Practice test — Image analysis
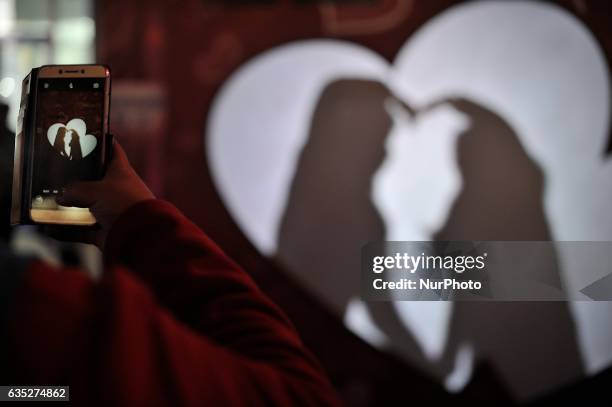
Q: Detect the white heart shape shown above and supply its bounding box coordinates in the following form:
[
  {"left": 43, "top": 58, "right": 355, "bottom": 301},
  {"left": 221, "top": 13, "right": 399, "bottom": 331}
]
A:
[
  {"left": 46, "top": 118, "right": 97, "bottom": 159},
  {"left": 208, "top": 0, "right": 610, "bottom": 276},
  {"left": 206, "top": 0, "right": 612, "bottom": 395}
]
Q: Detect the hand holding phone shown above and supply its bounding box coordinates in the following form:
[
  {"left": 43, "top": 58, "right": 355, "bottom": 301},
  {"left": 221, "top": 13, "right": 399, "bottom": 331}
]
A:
[
  {"left": 45, "top": 140, "right": 154, "bottom": 249},
  {"left": 12, "top": 64, "right": 112, "bottom": 226}
]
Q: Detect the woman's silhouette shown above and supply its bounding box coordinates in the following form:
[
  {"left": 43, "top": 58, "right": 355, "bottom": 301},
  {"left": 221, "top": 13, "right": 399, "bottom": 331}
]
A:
[
  {"left": 53, "top": 127, "right": 69, "bottom": 158},
  {"left": 69, "top": 130, "right": 83, "bottom": 161}
]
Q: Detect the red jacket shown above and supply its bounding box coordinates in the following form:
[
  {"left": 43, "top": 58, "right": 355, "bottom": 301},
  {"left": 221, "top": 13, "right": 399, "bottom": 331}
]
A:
[{"left": 0, "top": 200, "right": 341, "bottom": 406}]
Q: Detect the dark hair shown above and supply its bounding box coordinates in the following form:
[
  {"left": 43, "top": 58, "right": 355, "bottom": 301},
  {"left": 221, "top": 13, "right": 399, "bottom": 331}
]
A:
[
  {"left": 69, "top": 130, "right": 82, "bottom": 161},
  {"left": 53, "top": 127, "right": 67, "bottom": 156}
]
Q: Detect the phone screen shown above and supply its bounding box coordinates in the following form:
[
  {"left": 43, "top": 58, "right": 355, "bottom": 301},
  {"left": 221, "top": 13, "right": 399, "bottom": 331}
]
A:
[{"left": 31, "top": 77, "right": 106, "bottom": 210}]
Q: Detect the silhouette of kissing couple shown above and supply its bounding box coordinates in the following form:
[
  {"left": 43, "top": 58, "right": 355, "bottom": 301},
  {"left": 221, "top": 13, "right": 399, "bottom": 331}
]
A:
[{"left": 53, "top": 126, "right": 83, "bottom": 161}]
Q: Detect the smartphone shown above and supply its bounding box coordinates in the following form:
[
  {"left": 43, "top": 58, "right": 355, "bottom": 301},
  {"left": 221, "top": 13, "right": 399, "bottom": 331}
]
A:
[{"left": 28, "top": 65, "right": 110, "bottom": 225}]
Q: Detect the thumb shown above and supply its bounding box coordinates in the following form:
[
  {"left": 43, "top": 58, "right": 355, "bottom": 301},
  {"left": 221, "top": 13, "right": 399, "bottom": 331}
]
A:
[{"left": 57, "top": 181, "right": 101, "bottom": 208}]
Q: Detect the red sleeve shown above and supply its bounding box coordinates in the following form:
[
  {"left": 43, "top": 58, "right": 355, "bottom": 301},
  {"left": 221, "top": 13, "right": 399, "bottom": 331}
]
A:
[{"left": 4, "top": 200, "right": 341, "bottom": 406}]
